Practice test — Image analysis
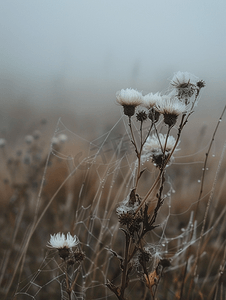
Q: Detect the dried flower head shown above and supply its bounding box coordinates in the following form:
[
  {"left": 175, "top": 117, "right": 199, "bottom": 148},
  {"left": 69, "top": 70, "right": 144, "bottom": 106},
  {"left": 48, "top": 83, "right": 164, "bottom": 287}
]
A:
[
  {"left": 155, "top": 96, "right": 187, "bottom": 127},
  {"left": 74, "top": 250, "right": 86, "bottom": 263},
  {"left": 138, "top": 248, "right": 152, "bottom": 265},
  {"left": 143, "top": 134, "right": 177, "bottom": 154},
  {"left": 142, "top": 92, "right": 162, "bottom": 109},
  {"left": 117, "top": 190, "right": 141, "bottom": 216},
  {"left": 196, "top": 80, "right": 206, "bottom": 89},
  {"left": 148, "top": 108, "right": 160, "bottom": 123},
  {"left": 136, "top": 110, "right": 148, "bottom": 122},
  {"left": 118, "top": 211, "right": 143, "bottom": 235},
  {"left": 47, "top": 233, "right": 79, "bottom": 260},
  {"left": 170, "top": 71, "right": 198, "bottom": 103},
  {"left": 116, "top": 191, "right": 143, "bottom": 234},
  {"left": 118, "top": 212, "right": 134, "bottom": 226},
  {"left": 47, "top": 233, "right": 79, "bottom": 249},
  {"left": 142, "top": 134, "right": 178, "bottom": 168},
  {"left": 116, "top": 88, "right": 143, "bottom": 117},
  {"left": 116, "top": 200, "right": 139, "bottom": 216}
]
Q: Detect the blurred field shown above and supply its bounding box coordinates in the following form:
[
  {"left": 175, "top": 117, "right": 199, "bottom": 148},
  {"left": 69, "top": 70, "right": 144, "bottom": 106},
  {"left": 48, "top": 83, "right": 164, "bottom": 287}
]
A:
[
  {"left": 1, "top": 0, "right": 226, "bottom": 297},
  {"left": 0, "top": 89, "right": 226, "bottom": 300}
]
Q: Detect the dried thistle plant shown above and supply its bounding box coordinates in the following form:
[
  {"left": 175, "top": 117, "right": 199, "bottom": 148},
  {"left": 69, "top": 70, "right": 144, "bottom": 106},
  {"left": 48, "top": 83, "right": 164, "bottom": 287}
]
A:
[
  {"left": 8, "top": 72, "right": 226, "bottom": 300},
  {"left": 106, "top": 71, "right": 205, "bottom": 299}
]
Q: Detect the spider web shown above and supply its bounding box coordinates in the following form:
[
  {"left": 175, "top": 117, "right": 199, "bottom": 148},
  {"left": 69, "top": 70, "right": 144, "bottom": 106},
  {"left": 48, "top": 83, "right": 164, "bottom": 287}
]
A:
[
  {"left": 13, "top": 112, "right": 223, "bottom": 300},
  {"left": 14, "top": 115, "right": 138, "bottom": 300}
]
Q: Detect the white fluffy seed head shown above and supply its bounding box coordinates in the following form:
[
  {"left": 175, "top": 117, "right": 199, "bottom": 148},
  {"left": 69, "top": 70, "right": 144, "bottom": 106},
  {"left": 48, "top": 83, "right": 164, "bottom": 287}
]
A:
[
  {"left": 155, "top": 96, "right": 187, "bottom": 116},
  {"left": 170, "top": 71, "right": 198, "bottom": 88},
  {"left": 116, "top": 88, "right": 143, "bottom": 107},
  {"left": 142, "top": 134, "right": 179, "bottom": 164},
  {"left": 116, "top": 195, "right": 140, "bottom": 215},
  {"left": 47, "top": 232, "right": 79, "bottom": 249},
  {"left": 170, "top": 71, "right": 199, "bottom": 102},
  {"left": 143, "top": 134, "right": 176, "bottom": 154},
  {"left": 142, "top": 92, "right": 162, "bottom": 109}
]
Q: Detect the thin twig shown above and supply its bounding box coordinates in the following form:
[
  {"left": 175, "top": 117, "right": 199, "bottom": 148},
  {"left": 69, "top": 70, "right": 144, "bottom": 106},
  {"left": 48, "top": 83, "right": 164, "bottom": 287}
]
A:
[{"left": 194, "top": 105, "right": 226, "bottom": 221}]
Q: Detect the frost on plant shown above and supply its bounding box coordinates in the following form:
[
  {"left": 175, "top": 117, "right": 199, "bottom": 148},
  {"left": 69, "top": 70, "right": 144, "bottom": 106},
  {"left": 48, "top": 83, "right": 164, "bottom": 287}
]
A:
[
  {"left": 142, "top": 92, "right": 162, "bottom": 109},
  {"left": 142, "top": 133, "right": 179, "bottom": 168},
  {"left": 116, "top": 88, "right": 143, "bottom": 117},
  {"left": 12, "top": 71, "right": 210, "bottom": 300},
  {"left": 106, "top": 71, "right": 205, "bottom": 300},
  {"left": 170, "top": 71, "right": 205, "bottom": 105},
  {"left": 155, "top": 96, "right": 187, "bottom": 127}
]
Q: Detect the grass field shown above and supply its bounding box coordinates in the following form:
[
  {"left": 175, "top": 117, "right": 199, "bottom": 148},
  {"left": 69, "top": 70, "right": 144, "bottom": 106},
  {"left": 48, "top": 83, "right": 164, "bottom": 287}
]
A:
[{"left": 1, "top": 77, "right": 226, "bottom": 300}]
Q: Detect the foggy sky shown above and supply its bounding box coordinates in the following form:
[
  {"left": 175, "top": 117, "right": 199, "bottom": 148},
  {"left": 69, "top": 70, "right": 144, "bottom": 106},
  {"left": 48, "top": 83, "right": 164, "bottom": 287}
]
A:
[{"left": 1, "top": 0, "right": 226, "bottom": 106}]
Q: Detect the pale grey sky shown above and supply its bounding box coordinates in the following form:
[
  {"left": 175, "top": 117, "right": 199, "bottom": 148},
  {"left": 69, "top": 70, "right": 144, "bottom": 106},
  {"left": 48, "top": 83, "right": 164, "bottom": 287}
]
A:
[{"left": 0, "top": 0, "right": 226, "bottom": 107}]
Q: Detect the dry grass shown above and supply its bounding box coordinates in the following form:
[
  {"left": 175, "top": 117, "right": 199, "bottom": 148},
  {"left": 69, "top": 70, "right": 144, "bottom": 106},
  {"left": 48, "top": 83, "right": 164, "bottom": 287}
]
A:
[{"left": 1, "top": 96, "right": 226, "bottom": 300}]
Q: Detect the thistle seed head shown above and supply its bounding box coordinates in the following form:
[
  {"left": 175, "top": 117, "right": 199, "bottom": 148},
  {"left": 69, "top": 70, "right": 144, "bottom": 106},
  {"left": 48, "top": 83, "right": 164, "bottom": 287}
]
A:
[
  {"left": 155, "top": 96, "right": 187, "bottom": 127},
  {"left": 142, "top": 134, "right": 179, "bottom": 168},
  {"left": 116, "top": 88, "right": 143, "bottom": 116},
  {"left": 142, "top": 92, "right": 162, "bottom": 109},
  {"left": 47, "top": 232, "right": 79, "bottom": 250}
]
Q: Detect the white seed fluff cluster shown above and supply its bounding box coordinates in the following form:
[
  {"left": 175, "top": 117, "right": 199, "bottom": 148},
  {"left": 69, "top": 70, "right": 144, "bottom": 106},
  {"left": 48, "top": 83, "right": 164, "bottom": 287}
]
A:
[
  {"left": 116, "top": 88, "right": 143, "bottom": 106},
  {"left": 116, "top": 197, "right": 140, "bottom": 215},
  {"left": 170, "top": 71, "right": 198, "bottom": 88},
  {"left": 142, "top": 92, "right": 162, "bottom": 109},
  {"left": 142, "top": 134, "right": 178, "bottom": 163},
  {"left": 47, "top": 232, "right": 79, "bottom": 249},
  {"left": 155, "top": 96, "right": 187, "bottom": 116},
  {"left": 170, "top": 71, "right": 199, "bottom": 102},
  {"left": 115, "top": 71, "right": 204, "bottom": 118}
]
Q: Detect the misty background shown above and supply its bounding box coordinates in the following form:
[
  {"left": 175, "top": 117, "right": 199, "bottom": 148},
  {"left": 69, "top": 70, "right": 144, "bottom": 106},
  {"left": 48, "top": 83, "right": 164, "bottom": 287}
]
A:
[{"left": 1, "top": 0, "right": 226, "bottom": 139}]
